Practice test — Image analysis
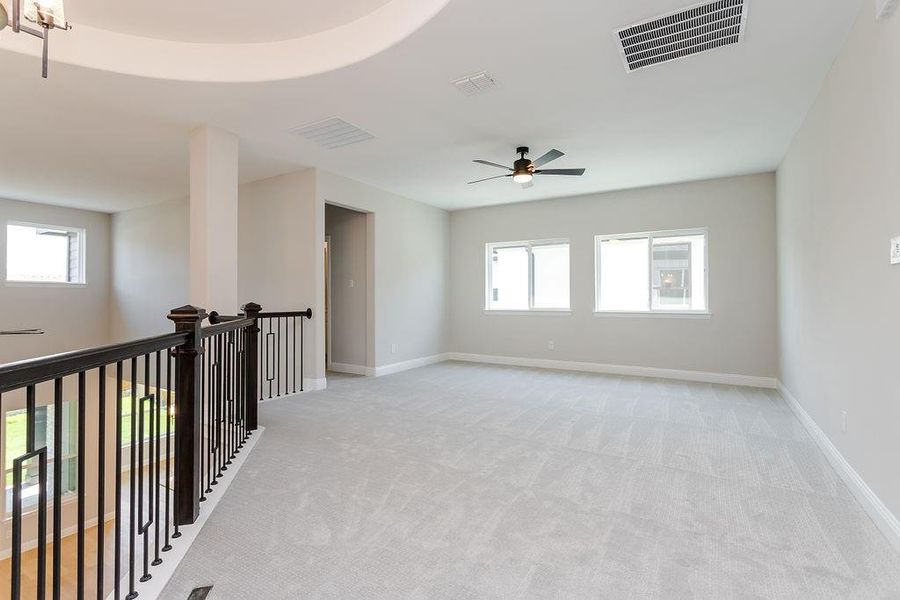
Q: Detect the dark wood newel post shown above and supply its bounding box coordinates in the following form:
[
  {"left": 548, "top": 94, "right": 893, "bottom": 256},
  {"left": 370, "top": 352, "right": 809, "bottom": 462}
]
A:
[
  {"left": 167, "top": 304, "right": 207, "bottom": 526},
  {"left": 241, "top": 302, "right": 261, "bottom": 431}
]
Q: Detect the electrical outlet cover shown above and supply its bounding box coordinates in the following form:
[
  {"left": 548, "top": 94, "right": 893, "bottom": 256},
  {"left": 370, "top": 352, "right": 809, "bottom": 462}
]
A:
[{"left": 891, "top": 236, "right": 900, "bottom": 265}]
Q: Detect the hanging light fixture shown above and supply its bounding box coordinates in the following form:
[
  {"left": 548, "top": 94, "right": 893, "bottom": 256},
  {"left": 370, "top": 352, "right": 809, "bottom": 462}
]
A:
[{"left": 0, "top": 0, "right": 71, "bottom": 78}]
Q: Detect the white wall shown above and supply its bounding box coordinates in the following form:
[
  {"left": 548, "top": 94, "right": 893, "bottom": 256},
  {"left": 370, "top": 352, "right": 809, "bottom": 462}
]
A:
[
  {"left": 110, "top": 198, "right": 189, "bottom": 341},
  {"left": 777, "top": 3, "right": 900, "bottom": 520},
  {"left": 325, "top": 204, "right": 368, "bottom": 368},
  {"left": 450, "top": 174, "right": 778, "bottom": 379},
  {"left": 317, "top": 170, "right": 450, "bottom": 369},
  {"left": 0, "top": 198, "right": 111, "bottom": 364}
]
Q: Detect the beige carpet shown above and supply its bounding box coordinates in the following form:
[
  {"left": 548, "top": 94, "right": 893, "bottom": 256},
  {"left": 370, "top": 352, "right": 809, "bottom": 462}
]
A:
[{"left": 163, "top": 362, "right": 900, "bottom": 599}]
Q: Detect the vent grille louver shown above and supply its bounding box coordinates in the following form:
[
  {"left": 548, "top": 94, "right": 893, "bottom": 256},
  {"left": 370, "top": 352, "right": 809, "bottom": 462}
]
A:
[
  {"left": 453, "top": 72, "right": 498, "bottom": 96},
  {"left": 289, "top": 117, "right": 375, "bottom": 150},
  {"left": 617, "top": 0, "right": 747, "bottom": 72}
]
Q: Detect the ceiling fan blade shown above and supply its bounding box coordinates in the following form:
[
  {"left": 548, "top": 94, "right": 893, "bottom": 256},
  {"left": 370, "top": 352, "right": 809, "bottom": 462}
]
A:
[
  {"left": 473, "top": 159, "right": 513, "bottom": 171},
  {"left": 468, "top": 174, "right": 512, "bottom": 185},
  {"left": 532, "top": 149, "right": 565, "bottom": 168},
  {"left": 535, "top": 168, "right": 586, "bottom": 176}
]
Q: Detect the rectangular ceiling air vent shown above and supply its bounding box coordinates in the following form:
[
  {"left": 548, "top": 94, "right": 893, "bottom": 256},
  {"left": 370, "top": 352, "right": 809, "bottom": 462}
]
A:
[
  {"left": 289, "top": 117, "right": 375, "bottom": 150},
  {"left": 453, "top": 72, "right": 497, "bottom": 96},
  {"left": 617, "top": 0, "right": 747, "bottom": 72}
]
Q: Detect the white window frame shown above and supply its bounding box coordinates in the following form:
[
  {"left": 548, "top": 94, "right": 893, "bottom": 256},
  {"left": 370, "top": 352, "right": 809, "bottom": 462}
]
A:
[
  {"left": 485, "top": 238, "right": 572, "bottom": 313},
  {"left": 594, "top": 228, "right": 710, "bottom": 317},
  {"left": 2, "top": 401, "right": 79, "bottom": 519},
  {"left": 5, "top": 221, "right": 87, "bottom": 287}
]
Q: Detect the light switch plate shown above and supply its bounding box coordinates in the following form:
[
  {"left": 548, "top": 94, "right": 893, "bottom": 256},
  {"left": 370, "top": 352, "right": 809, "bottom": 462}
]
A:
[{"left": 892, "top": 237, "right": 900, "bottom": 265}]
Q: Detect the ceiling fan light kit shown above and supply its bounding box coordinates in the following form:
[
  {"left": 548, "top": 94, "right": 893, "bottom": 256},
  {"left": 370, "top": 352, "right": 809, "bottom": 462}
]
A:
[
  {"left": 469, "top": 146, "right": 586, "bottom": 188},
  {"left": 0, "top": 0, "right": 71, "bottom": 78}
]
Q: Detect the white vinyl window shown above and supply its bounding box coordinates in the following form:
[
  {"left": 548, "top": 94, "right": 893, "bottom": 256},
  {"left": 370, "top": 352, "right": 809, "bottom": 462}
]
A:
[
  {"left": 486, "top": 240, "right": 570, "bottom": 311},
  {"left": 4, "top": 402, "right": 78, "bottom": 516},
  {"left": 6, "top": 222, "right": 85, "bottom": 284},
  {"left": 595, "top": 229, "right": 708, "bottom": 314}
]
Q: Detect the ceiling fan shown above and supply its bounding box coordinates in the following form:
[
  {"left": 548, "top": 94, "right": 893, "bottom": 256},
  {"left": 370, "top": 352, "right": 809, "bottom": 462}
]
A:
[{"left": 468, "top": 146, "right": 586, "bottom": 188}]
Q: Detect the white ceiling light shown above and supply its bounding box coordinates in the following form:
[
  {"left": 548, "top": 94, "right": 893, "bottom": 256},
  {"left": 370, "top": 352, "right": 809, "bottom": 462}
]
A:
[{"left": 0, "top": 0, "right": 71, "bottom": 78}]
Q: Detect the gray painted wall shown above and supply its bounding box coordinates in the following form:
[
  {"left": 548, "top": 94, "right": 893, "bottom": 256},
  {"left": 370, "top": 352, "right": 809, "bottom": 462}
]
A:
[
  {"left": 318, "top": 170, "right": 450, "bottom": 368},
  {"left": 449, "top": 174, "right": 778, "bottom": 378},
  {"left": 111, "top": 198, "right": 189, "bottom": 341},
  {"left": 325, "top": 203, "right": 368, "bottom": 368},
  {"left": 777, "top": 2, "right": 900, "bottom": 519},
  {"left": 0, "top": 198, "right": 110, "bottom": 364}
]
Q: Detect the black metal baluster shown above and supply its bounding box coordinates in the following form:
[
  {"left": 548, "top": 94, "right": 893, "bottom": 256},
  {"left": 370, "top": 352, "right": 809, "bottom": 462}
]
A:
[
  {"left": 78, "top": 370, "right": 86, "bottom": 600},
  {"left": 163, "top": 350, "right": 173, "bottom": 553},
  {"left": 300, "top": 316, "right": 305, "bottom": 392},
  {"left": 258, "top": 325, "right": 263, "bottom": 403},
  {"left": 218, "top": 335, "right": 225, "bottom": 473},
  {"left": 199, "top": 340, "right": 206, "bottom": 503},
  {"left": 277, "top": 318, "right": 281, "bottom": 397},
  {"left": 206, "top": 338, "right": 214, "bottom": 492},
  {"left": 139, "top": 355, "right": 151, "bottom": 583},
  {"left": 153, "top": 351, "right": 162, "bottom": 567},
  {"left": 97, "top": 366, "right": 107, "bottom": 600},
  {"left": 222, "top": 333, "right": 231, "bottom": 470},
  {"left": 267, "top": 319, "right": 272, "bottom": 399},
  {"left": 12, "top": 447, "right": 48, "bottom": 600},
  {"left": 292, "top": 316, "right": 297, "bottom": 394},
  {"left": 115, "top": 362, "right": 123, "bottom": 600},
  {"left": 127, "top": 357, "right": 137, "bottom": 600},
  {"left": 53, "top": 378, "right": 63, "bottom": 600}
]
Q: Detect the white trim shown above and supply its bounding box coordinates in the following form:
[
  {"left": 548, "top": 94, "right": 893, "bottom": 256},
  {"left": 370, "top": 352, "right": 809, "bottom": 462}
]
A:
[
  {"left": 108, "top": 427, "right": 265, "bottom": 600},
  {"left": 777, "top": 381, "right": 900, "bottom": 554},
  {"left": 483, "top": 310, "right": 572, "bottom": 317},
  {"left": 373, "top": 354, "right": 449, "bottom": 377},
  {"left": 329, "top": 362, "right": 369, "bottom": 376},
  {"left": 446, "top": 353, "right": 776, "bottom": 388},
  {"left": 594, "top": 227, "right": 709, "bottom": 314},
  {"left": 593, "top": 310, "right": 712, "bottom": 319},
  {"left": 485, "top": 238, "right": 572, "bottom": 312},
  {"left": 303, "top": 377, "right": 328, "bottom": 391}
]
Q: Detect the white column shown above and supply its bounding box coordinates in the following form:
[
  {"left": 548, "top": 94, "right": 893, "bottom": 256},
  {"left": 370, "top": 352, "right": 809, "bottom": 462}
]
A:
[{"left": 189, "top": 126, "right": 239, "bottom": 314}]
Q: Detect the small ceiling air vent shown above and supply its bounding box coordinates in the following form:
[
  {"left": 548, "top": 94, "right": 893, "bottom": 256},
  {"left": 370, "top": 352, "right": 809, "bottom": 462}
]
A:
[
  {"left": 289, "top": 117, "right": 375, "bottom": 150},
  {"left": 453, "top": 72, "right": 497, "bottom": 96},
  {"left": 617, "top": 0, "right": 747, "bottom": 72}
]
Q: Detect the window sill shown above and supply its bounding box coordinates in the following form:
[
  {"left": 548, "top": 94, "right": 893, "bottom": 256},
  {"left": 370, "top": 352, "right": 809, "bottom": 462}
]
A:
[
  {"left": 593, "top": 311, "right": 712, "bottom": 319},
  {"left": 5, "top": 280, "right": 87, "bottom": 288},
  {"left": 4, "top": 493, "right": 77, "bottom": 522},
  {"left": 484, "top": 310, "right": 573, "bottom": 316}
]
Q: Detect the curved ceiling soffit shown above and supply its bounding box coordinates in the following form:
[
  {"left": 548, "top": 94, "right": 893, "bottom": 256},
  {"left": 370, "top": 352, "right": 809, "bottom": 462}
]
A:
[{"left": 0, "top": 0, "right": 450, "bottom": 82}]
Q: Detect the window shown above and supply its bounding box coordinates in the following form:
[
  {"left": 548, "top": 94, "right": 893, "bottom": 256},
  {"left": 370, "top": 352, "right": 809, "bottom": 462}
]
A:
[
  {"left": 120, "top": 381, "right": 175, "bottom": 446},
  {"left": 595, "top": 229, "right": 707, "bottom": 313},
  {"left": 486, "top": 240, "right": 570, "bottom": 311},
  {"left": 4, "top": 402, "right": 78, "bottom": 515},
  {"left": 6, "top": 222, "right": 85, "bottom": 284}
]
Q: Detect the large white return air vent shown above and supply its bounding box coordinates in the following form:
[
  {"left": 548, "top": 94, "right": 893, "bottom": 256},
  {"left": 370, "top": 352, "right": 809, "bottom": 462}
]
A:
[{"left": 617, "top": 0, "right": 747, "bottom": 72}]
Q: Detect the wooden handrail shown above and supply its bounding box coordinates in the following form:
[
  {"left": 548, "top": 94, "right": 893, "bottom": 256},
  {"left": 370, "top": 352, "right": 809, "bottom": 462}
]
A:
[{"left": 0, "top": 332, "right": 189, "bottom": 394}]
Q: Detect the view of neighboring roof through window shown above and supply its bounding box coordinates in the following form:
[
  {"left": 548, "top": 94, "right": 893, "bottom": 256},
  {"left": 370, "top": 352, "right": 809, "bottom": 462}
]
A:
[{"left": 6, "top": 223, "right": 85, "bottom": 284}]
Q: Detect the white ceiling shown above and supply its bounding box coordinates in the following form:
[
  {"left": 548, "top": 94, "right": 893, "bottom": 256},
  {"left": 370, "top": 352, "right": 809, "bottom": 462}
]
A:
[
  {"left": 68, "top": 0, "right": 393, "bottom": 44},
  {"left": 0, "top": 0, "right": 863, "bottom": 213}
]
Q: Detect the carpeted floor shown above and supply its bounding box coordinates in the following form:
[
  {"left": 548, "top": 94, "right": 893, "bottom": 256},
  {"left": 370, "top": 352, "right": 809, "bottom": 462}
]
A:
[{"left": 163, "top": 362, "right": 900, "bottom": 599}]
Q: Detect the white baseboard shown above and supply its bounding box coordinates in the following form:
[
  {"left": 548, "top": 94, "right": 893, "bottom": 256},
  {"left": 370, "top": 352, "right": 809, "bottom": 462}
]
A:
[
  {"left": 303, "top": 377, "right": 327, "bottom": 391},
  {"left": 447, "top": 353, "right": 776, "bottom": 388},
  {"left": 777, "top": 381, "right": 900, "bottom": 554},
  {"left": 373, "top": 353, "right": 450, "bottom": 377},
  {"left": 329, "top": 362, "right": 369, "bottom": 376},
  {"left": 111, "top": 427, "right": 265, "bottom": 600}
]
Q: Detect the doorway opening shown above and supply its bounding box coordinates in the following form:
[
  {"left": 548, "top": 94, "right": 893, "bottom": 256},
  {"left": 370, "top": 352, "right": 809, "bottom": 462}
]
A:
[{"left": 324, "top": 204, "right": 370, "bottom": 377}]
